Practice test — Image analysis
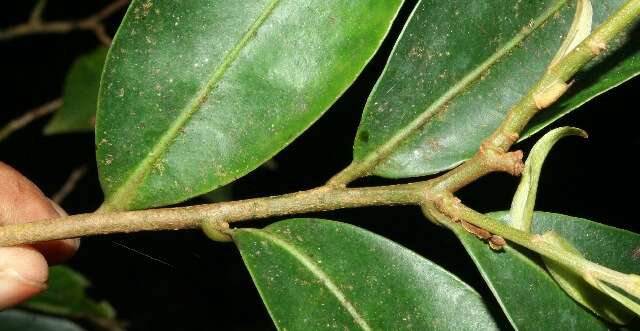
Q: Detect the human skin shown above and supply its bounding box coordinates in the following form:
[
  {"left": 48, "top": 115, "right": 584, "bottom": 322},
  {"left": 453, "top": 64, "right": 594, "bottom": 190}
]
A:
[{"left": 0, "top": 162, "right": 79, "bottom": 309}]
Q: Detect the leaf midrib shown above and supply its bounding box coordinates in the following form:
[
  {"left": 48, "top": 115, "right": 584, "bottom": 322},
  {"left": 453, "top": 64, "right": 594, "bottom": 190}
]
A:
[
  {"left": 245, "top": 229, "right": 372, "bottom": 331},
  {"left": 355, "top": 0, "right": 569, "bottom": 173},
  {"left": 104, "top": 0, "right": 281, "bottom": 210}
]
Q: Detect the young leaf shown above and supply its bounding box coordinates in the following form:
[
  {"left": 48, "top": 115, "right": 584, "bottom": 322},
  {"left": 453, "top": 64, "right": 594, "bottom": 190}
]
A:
[
  {"left": 0, "top": 310, "right": 85, "bottom": 331},
  {"left": 96, "top": 0, "right": 405, "bottom": 211},
  {"left": 454, "top": 211, "right": 640, "bottom": 330},
  {"left": 44, "top": 48, "right": 108, "bottom": 135},
  {"left": 352, "top": 0, "right": 638, "bottom": 179},
  {"left": 234, "top": 219, "right": 499, "bottom": 330},
  {"left": 548, "top": 0, "right": 593, "bottom": 67},
  {"left": 510, "top": 127, "right": 587, "bottom": 231},
  {"left": 21, "top": 266, "right": 115, "bottom": 321}
]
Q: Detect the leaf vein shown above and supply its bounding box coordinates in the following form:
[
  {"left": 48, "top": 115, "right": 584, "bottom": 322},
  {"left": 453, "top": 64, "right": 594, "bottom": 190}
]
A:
[
  {"left": 250, "top": 229, "right": 372, "bottom": 331},
  {"left": 104, "top": 0, "right": 281, "bottom": 210},
  {"left": 355, "top": 0, "right": 569, "bottom": 175}
]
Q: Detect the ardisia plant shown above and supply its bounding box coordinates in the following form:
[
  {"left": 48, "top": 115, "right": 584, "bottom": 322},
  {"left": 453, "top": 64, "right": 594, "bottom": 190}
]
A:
[{"left": 1, "top": 0, "right": 640, "bottom": 330}]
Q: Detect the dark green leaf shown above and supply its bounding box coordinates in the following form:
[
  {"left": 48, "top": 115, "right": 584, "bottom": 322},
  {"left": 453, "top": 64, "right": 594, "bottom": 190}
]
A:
[
  {"left": 96, "top": 0, "right": 404, "bottom": 210},
  {"left": 540, "top": 231, "right": 635, "bottom": 324},
  {"left": 510, "top": 127, "right": 587, "bottom": 231},
  {"left": 21, "top": 266, "right": 115, "bottom": 321},
  {"left": 44, "top": 48, "right": 107, "bottom": 135},
  {"left": 524, "top": 212, "right": 640, "bottom": 276},
  {"left": 234, "top": 218, "right": 499, "bottom": 330},
  {"left": 353, "top": 0, "right": 637, "bottom": 179},
  {"left": 521, "top": 2, "right": 640, "bottom": 139},
  {"left": 454, "top": 211, "right": 640, "bottom": 330},
  {"left": 0, "top": 310, "right": 85, "bottom": 331}
]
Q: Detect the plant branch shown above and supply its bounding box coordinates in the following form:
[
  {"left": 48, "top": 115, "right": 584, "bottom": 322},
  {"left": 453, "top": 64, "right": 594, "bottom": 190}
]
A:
[
  {"left": 0, "top": 98, "right": 62, "bottom": 143},
  {"left": 430, "top": 0, "right": 640, "bottom": 193},
  {"left": 432, "top": 195, "right": 640, "bottom": 300},
  {"left": 0, "top": 184, "right": 427, "bottom": 246},
  {"left": 326, "top": 0, "right": 570, "bottom": 188},
  {"left": 0, "top": 0, "right": 638, "bottom": 250},
  {"left": 0, "top": 0, "right": 129, "bottom": 45}
]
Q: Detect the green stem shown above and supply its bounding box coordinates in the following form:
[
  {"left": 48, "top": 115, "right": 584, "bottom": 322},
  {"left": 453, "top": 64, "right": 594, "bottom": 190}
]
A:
[
  {"left": 1, "top": 0, "right": 639, "bottom": 254},
  {"left": 326, "top": 0, "right": 570, "bottom": 187},
  {"left": 431, "top": 0, "right": 640, "bottom": 193},
  {"left": 435, "top": 195, "right": 640, "bottom": 299},
  {"left": 0, "top": 184, "right": 426, "bottom": 246}
]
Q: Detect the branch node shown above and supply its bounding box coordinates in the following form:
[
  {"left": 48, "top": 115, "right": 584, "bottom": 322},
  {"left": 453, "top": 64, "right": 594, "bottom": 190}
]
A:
[
  {"left": 479, "top": 139, "right": 525, "bottom": 176},
  {"left": 533, "top": 79, "right": 572, "bottom": 110},
  {"left": 436, "top": 194, "right": 507, "bottom": 250},
  {"left": 201, "top": 220, "right": 233, "bottom": 243},
  {"left": 488, "top": 235, "right": 506, "bottom": 250},
  {"left": 587, "top": 38, "right": 607, "bottom": 55}
]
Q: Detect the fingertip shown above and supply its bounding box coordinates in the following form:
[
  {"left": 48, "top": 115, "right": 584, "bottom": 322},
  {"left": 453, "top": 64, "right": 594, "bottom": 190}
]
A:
[
  {"left": 32, "top": 238, "right": 80, "bottom": 265},
  {"left": 0, "top": 246, "right": 48, "bottom": 310}
]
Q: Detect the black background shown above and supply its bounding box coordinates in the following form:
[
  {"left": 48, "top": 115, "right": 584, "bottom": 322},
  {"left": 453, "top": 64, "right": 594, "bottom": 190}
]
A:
[{"left": 1, "top": 1, "right": 638, "bottom": 330}]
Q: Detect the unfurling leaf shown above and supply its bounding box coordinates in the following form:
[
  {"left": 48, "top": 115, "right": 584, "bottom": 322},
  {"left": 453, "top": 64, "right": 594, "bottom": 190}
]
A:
[
  {"left": 510, "top": 127, "right": 587, "bottom": 231},
  {"left": 234, "top": 219, "right": 498, "bottom": 330},
  {"left": 548, "top": 0, "right": 593, "bottom": 67}
]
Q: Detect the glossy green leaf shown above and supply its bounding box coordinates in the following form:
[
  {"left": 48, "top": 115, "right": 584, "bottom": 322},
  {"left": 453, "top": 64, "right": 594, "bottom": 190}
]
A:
[
  {"left": 454, "top": 211, "right": 640, "bottom": 330},
  {"left": 521, "top": 1, "right": 640, "bottom": 139},
  {"left": 96, "top": 0, "right": 404, "bottom": 210},
  {"left": 353, "top": 0, "right": 638, "bottom": 179},
  {"left": 234, "top": 219, "right": 499, "bottom": 330},
  {"left": 44, "top": 48, "right": 107, "bottom": 135},
  {"left": 510, "top": 127, "right": 587, "bottom": 231},
  {"left": 0, "top": 310, "right": 85, "bottom": 331},
  {"left": 21, "top": 266, "right": 115, "bottom": 321},
  {"left": 540, "top": 231, "right": 635, "bottom": 324}
]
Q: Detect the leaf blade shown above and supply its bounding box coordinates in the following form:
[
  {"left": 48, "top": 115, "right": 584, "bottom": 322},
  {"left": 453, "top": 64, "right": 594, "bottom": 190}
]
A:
[
  {"left": 455, "top": 211, "right": 640, "bottom": 330},
  {"left": 454, "top": 227, "right": 610, "bottom": 330},
  {"left": 234, "top": 219, "right": 499, "bottom": 330},
  {"left": 353, "top": 0, "right": 574, "bottom": 178},
  {"left": 352, "top": 0, "right": 637, "bottom": 179},
  {"left": 44, "top": 48, "right": 107, "bottom": 135},
  {"left": 21, "top": 266, "right": 115, "bottom": 321},
  {"left": 97, "top": 0, "right": 405, "bottom": 210}
]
